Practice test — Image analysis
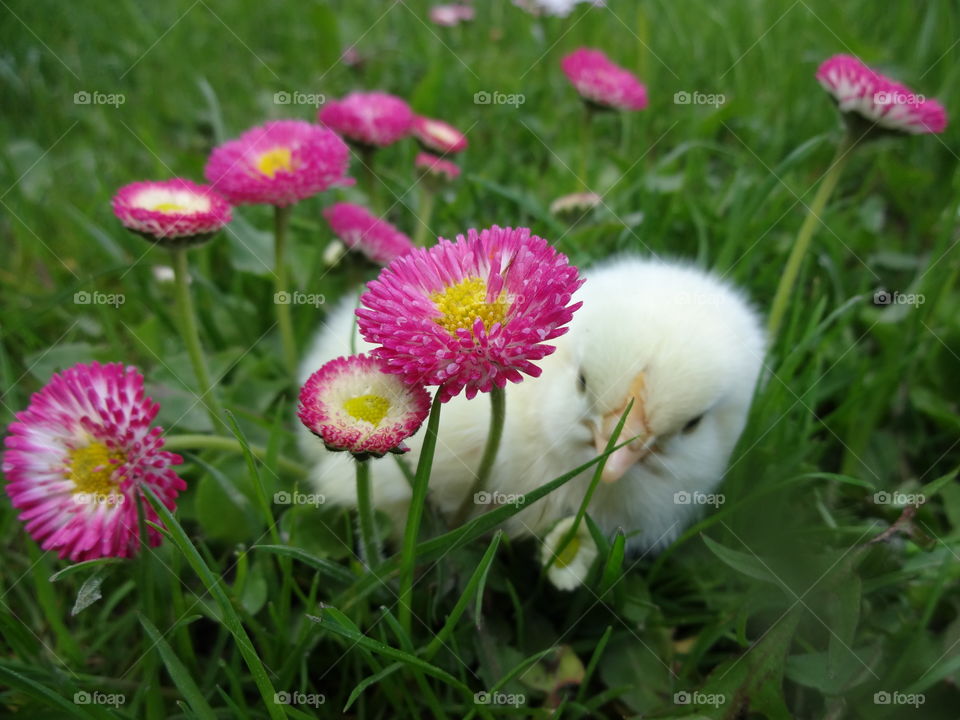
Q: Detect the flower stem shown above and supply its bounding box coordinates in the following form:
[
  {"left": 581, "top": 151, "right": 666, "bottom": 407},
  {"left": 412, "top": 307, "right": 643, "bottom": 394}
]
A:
[
  {"left": 579, "top": 103, "right": 593, "bottom": 191},
  {"left": 170, "top": 247, "right": 226, "bottom": 433},
  {"left": 412, "top": 186, "right": 436, "bottom": 247},
  {"left": 359, "top": 145, "right": 381, "bottom": 213},
  {"left": 453, "top": 385, "right": 506, "bottom": 526},
  {"left": 398, "top": 391, "right": 443, "bottom": 634},
  {"left": 767, "top": 134, "right": 856, "bottom": 340},
  {"left": 163, "top": 434, "right": 307, "bottom": 477},
  {"left": 273, "top": 204, "right": 298, "bottom": 378},
  {"left": 355, "top": 460, "right": 381, "bottom": 567}
]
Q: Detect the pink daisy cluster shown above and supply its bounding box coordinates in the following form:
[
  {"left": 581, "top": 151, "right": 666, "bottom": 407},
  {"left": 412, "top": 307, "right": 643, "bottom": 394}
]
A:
[
  {"left": 112, "top": 179, "right": 232, "bottom": 246},
  {"left": 357, "top": 226, "right": 584, "bottom": 402},
  {"left": 2, "top": 362, "right": 185, "bottom": 561},
  {"left": 298, "top": 354, "right": 431, "bottom": 457},
  {"left": 204, "top": 120, "right": 352, "bottom": 206},
  {"left": 318, "top": 92, "right": 414, "bottom": 147},
  {"left": 816, "top": 54, "right": 947, "bottom": 135},
  {"left": 561, "top": 48, "right": 648, "bottom": 111},
  {"left": 415, "top": 152, "right": 461, "bottom": 182},
  {"left": 323, "top": 202, "right": 414, "bottom": 265}
]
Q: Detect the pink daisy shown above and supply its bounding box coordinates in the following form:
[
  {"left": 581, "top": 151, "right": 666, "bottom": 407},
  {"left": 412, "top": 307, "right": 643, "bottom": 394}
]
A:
[
  {"left": 816, "top": 55, "right": 947, "bottom": 135},
  {"left": 298, "top": 354, "right": 431, "bottom": 458},
  {"left": 323, "top": 203, "right": 414, "bottom": 265},
  {"left": 561, "top": 48, "right": 648, "bottom": 111},
  {"left": 318, "top": 92, "right": 414, "bottom": 147},
  {"left": 2, "top": 362, "right": 185, "bottom": 562},
  {"left": 415, "top": 152, "right": 461, "bottom": 182},
  {"left": 411, "top": 116, "right": 468, "bottom": 154},
  {"left": 357, "top": 226, "right": 584, "bottom": 402},
  {"left": 111, "top": 179, "right": 232, "bottom": 246},
  {"left": 429, "top": 4, "right": 475, "bottom": 27},
  {"left": 204, "top": 120, "right": 352, "bottom": 207}
]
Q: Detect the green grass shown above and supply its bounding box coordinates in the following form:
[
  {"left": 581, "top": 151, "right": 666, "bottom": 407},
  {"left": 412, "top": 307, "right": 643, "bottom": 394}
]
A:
[{"left": 2, "top": 0, "right": 960, "bottom": 717}]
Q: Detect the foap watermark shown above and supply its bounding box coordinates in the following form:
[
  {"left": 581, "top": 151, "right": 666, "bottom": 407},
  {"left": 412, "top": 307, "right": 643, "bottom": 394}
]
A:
[
  {"left": 274, "top": 90, "right": 325, "bottom": 107},
  {"left": 874, "top": 91, "right": 925, "bottom": 106},
  {"left": 474, "top": 691, "right": 525, "bottom": 707},
  {"left": 873, "top": 490, "right": 925, "bottom": 508},
  {"left": 674, "top": 690, "right": 725, "bottom": 708},
  {"left": 874, "top": 690, "right": 925, "bottom": 707},
  {"left": 274, "top": 691, "right": 325, "bottom": 708},
  {"left": 674, "top": 90, "right": 725, "bottom": 108},
  {"left": 873, "top": 289, "right": 924, "bottom": 307},
  {"left": 474, "top": 490, "right": 525, "bottom": 508},
  {"left": 274, "top": 490, "right": 326, "bottom": 508},
  {"left": 74, "top": 90, "right": 125, "bottom": 107},
  {"left": 75, "top": 290, "right": 125, "bottom": 308},
  {"left": 74, "top": 492, "right": 125, "bottom": 507},
  {"left": 674, "top": 490, "right": 725, "bottom": 508},
  {"left": 274, "top": 291, "right": 325, "bottom": 307},
  {"left": 474, "top": 90, "right": 525, "bottom": 107},
  {"left": 74, "top": 691, "right": 126, "bottom": 708}
]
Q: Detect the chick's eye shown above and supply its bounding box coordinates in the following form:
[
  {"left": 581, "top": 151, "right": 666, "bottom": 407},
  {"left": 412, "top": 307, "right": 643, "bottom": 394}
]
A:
[
  {"left": 682, "top": 414, "right": 704, "bottom": 434},
  {"left": 577, "top": 371, "right": 587, "bottom": 394}
]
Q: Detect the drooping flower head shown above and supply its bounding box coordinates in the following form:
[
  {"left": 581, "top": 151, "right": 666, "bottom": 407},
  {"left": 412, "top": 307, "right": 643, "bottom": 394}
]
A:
[
  {"left": 816, "top": 55, "right": 947, "bottom": 135},
  {"left": 357, "top": 226, "right": 584, "bottom": 402},
  {"left": 318, "top": 92, "right": 414, "bottom": 148},
  {"left": 112, "top": 179, "right": 232, "bottom": 247},
  {"left": 541, "top": 516, "right": 598, "bottom": 590},
  {"left": 298, "top": 354, "right": 431, "bottom": 458},
  {"left": 411, "top": 116, "right": 468, "bottom": 154},
  {"left": 2, "top": 362, "right": 185, "bottom": 561},
  {"left": 550, "top": 191, "right": 601, "bottom": 217},
  {"left": 415, "top": 152, "right": 461, "bottom": 183},
  {"left": 323, "top": 203, "right": 414, "bottom": 265},
  {"left": 561, "top": 48, "right": 648, "bottom": 111},
  {"left": 429, "top": 4, "right": 475, "bottom": 26},
  {"left": 204, "top": 120, "right": 352, "bottom": 206}
]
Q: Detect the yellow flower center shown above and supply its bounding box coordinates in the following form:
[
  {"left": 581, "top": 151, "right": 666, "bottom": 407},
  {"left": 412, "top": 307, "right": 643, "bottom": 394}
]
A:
[
  {"left": 256, "top": 147, "right": 294, "bottom": 178},
  {"left": 150, "top": 202, "right": 188, "bottom": 213},
  {"left": 555, "top": 536, "right": 581, "bottom": 568},
  {"left": 431, "top": 277, "right": 508, "bottom": 337},
  {"left": 67, "top": 442, "right": 126, "bottom": 498},
  {"left": 343, "top": 394, "right": 391, "bottom": 426}
]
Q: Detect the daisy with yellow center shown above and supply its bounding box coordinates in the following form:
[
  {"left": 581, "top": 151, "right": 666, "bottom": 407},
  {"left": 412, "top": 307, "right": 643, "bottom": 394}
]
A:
[
  {"left": 298, "top": 354, "right": 431, "bottom": 458},
  {"left": 357, "top": 225, "right": 584, "bottom": 402},
  {"left": 2, "top": 362, "right": 185, "bottom": 561},
  {"left": 204, "top": 119, "right": 352, "bottom": 207},
  {"left": 112, "top": 178, "right": 232, "bottom": 247}
]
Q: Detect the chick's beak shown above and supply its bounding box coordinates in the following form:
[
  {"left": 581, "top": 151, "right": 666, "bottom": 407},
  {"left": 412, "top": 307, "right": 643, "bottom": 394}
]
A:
[{"left": 592, "top": 372, "right": 653, "bottom": 484}]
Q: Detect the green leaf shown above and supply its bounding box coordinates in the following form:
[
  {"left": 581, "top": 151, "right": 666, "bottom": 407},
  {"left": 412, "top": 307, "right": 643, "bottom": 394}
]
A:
[
  {"left": 139, "top": 614, "right": 218, "bottom": 720},
  {"left": 598, "top": 529, "right": 626, "bottom": 598},
  {"left": 252, "top": 545, "right": 354, "bottom": 585},
  {"left": 698, "top": 608, "right": 801, "bottom": 720},
  {"left": 701, "top": 535, "right": 781, "bottom": 585},
  {"left": 309, "top": 608, "right": 471, "bottom": 695},
  {"left": 344, "top": 662, "right": 403, "bottom": 712},
  {"left": 141, "top": 486, "right": 286, "bottom": 720},
  {"left": 422, "top": 531, "right": 502, "bottom": 661}
]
